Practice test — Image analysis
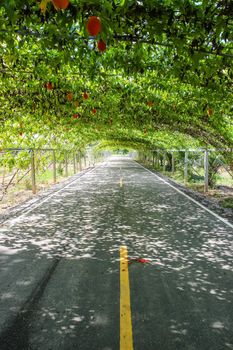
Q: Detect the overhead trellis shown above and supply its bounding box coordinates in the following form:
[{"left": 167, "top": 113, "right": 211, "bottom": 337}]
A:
[{"left": 0, "top": 0, "right": 232, "bottom": 152}]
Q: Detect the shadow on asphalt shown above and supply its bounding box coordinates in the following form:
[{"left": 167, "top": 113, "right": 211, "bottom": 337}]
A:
[{"left": 0, "top": 158, "right": 232, "bottom": 349}]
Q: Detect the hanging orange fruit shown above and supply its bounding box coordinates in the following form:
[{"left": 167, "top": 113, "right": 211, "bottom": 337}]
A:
[
  {"left": 87, "top": 16, "right": 101, "bottom": 36},
  {"left": 83, "top": 91, "right": 89, "bottom": 100},
  {"left": 207, "top": 108, "right": 213, "bottom": 116},
  {"left": 72, "top": 114, "right": 80, "bottom": 119},
  {"left": 52, "top": 0, "right": 69, "bottom": 10},
  {"left": 45, "top": 82, "right": 53, "bottom": 90},
  {"left": 67, "top": 92, "right": 73, "bottom": 102},
  {"left": 97, "top": 40, "right": 106, "bottom": 52}
]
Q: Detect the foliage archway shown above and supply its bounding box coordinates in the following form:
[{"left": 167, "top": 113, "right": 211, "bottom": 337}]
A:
[{"left": 0, "top": 0, "right": 232, "bottom": 152}]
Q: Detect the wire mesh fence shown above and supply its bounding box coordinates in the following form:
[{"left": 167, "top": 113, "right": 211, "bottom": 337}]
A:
[
  {"left": 139, "top": 148, "right": 233, "bottom": 209},
  {"left": 0, "top": 148, "right": 101, "bottom": 211}
]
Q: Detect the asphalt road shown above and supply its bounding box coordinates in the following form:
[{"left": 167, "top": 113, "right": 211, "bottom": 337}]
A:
[{"left": 0, "top": 156, "right": 232, "bottom": 350}]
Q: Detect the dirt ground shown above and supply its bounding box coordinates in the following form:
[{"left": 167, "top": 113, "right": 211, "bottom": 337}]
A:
[{"left": 0, "top": 181, "right": 64, "bottom": 216}]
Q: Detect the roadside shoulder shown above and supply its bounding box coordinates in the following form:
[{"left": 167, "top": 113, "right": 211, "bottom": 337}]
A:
[
  {"left": 0, "top": 168, "right": 93, "bottom": 226},
  {"left": 145, "top": 166, "right": 233, "bottom": 226}
]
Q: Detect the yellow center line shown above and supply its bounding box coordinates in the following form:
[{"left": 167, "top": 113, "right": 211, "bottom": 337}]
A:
[
  {"left": 120, "top": 246, "right": 134, "bottom": 350},
  {"left": 119, "top": 178, "right": 123, "bottom": 187}
]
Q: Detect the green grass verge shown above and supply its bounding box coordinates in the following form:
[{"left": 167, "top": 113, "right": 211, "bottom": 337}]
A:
[{"left": 219, "top": 197, "right": 233, "bottom": 209}]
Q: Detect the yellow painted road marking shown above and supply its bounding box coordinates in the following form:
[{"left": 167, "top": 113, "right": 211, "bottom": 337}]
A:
[
  {"left": 119, "top": 178, "right": 123, "bottom": 187},
  {"left": 120, "top": 246, "right": 134, "bottom": 350}
]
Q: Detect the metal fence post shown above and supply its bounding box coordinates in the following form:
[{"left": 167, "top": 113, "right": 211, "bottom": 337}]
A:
[
  {"left": 172, "top": 152, "right": 175, "bottom": 173},
  {"left": 65, "top": 152, "right": 68, "bottom": 177},
  {"left": 184, "top": 151, "right": 188, "bottom": 182},
  {"left": 157, "top": 151, "right": 160, "bottom": 168},
  {"left": 204, "top": 150, "right": 209, "bottom": 193},
  {"left": 150, "top": 152, "right": 153, "bottom": 166},
  {"left": 79, "top": 152, "right": 82, "bottom": 171},
  {"left": 84, "top": 155, "right": 87, "bottom": 168},
  {"left": 75, "top": 152, "right": 79, "bottom": 172},
  {"left": 163, "top": 152, "right": 166, "bottom": 172},
  {"left": 31, "top": 149, "right": 36, "bottom": 194},
  {"left": 52, "top": 150, "right": 56, "bottom": 183},
  {"left": 73, "top": 152, "right": 76, "bottom": 174}
]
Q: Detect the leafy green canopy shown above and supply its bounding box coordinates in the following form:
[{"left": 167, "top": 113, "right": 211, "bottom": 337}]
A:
[{"left": 0, "top": 0, "right": 232, "bottom": 152}]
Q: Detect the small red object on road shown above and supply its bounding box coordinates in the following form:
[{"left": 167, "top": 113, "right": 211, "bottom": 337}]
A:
[
  {"left": 128, "top": 257, "right": 150, "bottom": 265},
  {"left": 137, "top": 258, "right": 150, "bottom": 263}
]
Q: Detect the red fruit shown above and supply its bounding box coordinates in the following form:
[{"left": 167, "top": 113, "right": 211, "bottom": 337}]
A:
[
  {"left": 92, "top": 108, "right": 97, "bottom": 114},
  {"left": 72, "top": 114, "right": 80, "bottom": 119},
  {"left": 83, "top": 92, "right": 89, "bottom": 100},
  {"left": 207, "top": 108, "right": 213, "bottom": 116},
  {"left": 87, "top": 16, "right": 101, "bottom": 36},
  {"left": 147, "top": 101, "right": 153, "bottom": 107},
  {"left": 67, "top": 92, "right": 73, "bottom": 102},
  {"left": 45, "top": 82, "right": 53, "bottom": 90},
  {"left": 52, "top": 0, "right": 69, "bottom": 9},
  {"left": 97, "top": 40, "right": 106, "bottom": 52}
]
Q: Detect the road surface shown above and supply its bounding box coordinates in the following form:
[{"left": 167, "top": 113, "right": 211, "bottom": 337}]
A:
[{"left": 0, "top": 157, "right": 232, "bottom": 350}]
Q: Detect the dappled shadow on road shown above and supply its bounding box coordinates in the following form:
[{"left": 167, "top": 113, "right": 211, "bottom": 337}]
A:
[{"left": 0, "top": 157, "right": 232, "bottom": 349}]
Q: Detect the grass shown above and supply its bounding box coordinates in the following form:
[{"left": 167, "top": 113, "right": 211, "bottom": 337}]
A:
[
  {"left": 216, "top": 172, "right": 233, "bottom": 187},
  {"left": 163, "top": 168, "right": 233, "bottom": 188},
  {"left": 147, "top": 163, "right": 233, "bottom": 211},
  {"left": 219, "top": 197, "right": 233, "bottom": 209},
  {"left": 37, "top": 169, "right": 57, "bottom": 184},
  {"left": 0, "top": 165, "right": 80, "bottom": 212}
]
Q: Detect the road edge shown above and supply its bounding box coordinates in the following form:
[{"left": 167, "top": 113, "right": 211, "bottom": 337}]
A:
[{"left": 136, "top": 161, "right": 233, "bottom": 228}]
